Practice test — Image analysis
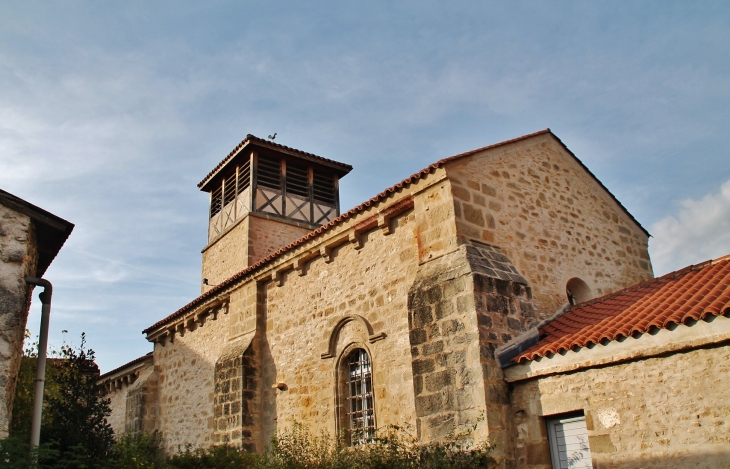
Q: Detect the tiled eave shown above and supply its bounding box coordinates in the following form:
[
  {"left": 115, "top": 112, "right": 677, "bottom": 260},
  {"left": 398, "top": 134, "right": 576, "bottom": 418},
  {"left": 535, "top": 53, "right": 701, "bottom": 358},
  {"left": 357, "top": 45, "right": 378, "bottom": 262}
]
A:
[
  {"left": 513, "top": 255, "right": 730, "bottom": 364},
  {"left": 505, "top": 314, "right": 730, "bottom": 382},
  {"left": 98, "top": 352, "right": 154, "bottom": 394}
]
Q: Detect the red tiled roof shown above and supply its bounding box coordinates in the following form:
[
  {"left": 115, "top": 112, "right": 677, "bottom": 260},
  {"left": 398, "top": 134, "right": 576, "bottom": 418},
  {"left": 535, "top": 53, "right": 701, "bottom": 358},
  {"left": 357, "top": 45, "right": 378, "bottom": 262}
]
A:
[
  {"left": 144, "top": 129, "right": 648, "bottom": 335},
  {"left": 513, "top": 255, "right": 730, "bottom": 364},
  {"left": 98, "top": 352, "right": 153, "bottom": 380},
  {"left": 198, "top": 134, "right": 353, "bottom": 190}
]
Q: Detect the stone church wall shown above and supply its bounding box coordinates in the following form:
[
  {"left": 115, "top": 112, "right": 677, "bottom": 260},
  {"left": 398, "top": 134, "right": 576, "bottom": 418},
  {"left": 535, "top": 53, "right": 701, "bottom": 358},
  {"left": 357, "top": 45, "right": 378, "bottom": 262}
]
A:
[
  {"left": 508, "top": 340, "right": 730, "bottom": 468},
  {"left": 262, "top": 203, "right": 422, "bottom": 440},
  {"left": 153, "top": 304, "right": 238, "bottom": 450},
  {"left": 445, "top": 134, "right": 653, "bottom": 319},
  {"left": 0, "top": 204, "right": 37, "bottom": 438}
]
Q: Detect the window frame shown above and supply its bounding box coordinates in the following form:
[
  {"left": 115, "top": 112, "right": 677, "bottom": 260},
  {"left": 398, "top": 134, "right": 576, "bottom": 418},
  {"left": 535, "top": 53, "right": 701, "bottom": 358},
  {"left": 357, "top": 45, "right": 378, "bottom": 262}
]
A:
[
  {"left": 335, "top": 344, "right": 376, "bottom": 445},
  {"left": 546, "top": 412, "right": 593, "bottom": 469}
]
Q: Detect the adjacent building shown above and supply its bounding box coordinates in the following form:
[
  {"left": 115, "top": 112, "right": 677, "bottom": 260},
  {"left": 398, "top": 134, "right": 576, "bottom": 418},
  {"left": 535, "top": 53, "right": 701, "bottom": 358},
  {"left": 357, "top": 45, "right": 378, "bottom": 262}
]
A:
[{"left": 0, "top": 189, "right": 73, "bottom": 438}]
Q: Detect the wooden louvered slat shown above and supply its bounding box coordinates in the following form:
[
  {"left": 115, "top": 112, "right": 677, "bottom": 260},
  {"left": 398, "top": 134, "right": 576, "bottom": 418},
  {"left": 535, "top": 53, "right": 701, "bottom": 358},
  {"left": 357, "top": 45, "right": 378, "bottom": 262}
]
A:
[
  {"left": 313, "top": 171, "right": 336, "bottom": 204},
  {"left": 257, "top": 156, "right": 281, "bottom": 189},
  {"left": 287, "top": 162, "right": 309, "bottom": 198},
  {"left": 238, "top": 160, "right": 251, "bottom": 193},
  {"left": 210, "top": 186, "right": 223, "bottom": 218},
  {"left": 223, "top": 173, "right": 237, "bottom": 205}
]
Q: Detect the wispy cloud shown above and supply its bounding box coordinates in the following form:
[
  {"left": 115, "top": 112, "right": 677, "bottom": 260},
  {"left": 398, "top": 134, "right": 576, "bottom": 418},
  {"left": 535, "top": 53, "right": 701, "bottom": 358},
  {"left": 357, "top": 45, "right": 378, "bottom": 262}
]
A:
[
  {"left": 650, "top": 178, "right": 730, "bottom": 275},
  {"left": 3, "top": 1, "right": 729, "bottom": 370}
]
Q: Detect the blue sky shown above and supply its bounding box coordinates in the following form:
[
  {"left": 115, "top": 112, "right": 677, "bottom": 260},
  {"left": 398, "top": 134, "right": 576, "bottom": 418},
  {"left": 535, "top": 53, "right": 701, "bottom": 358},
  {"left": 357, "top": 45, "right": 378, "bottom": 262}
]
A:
[{"left": 1, "top": 1, "right": 729, "bottom": 371}]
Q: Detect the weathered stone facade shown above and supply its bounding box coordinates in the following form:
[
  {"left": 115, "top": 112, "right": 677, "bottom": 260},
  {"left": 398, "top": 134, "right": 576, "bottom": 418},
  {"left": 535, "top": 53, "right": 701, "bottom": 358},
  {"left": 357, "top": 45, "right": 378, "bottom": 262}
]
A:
[
  {"left": 0, "top": 204, "right": 36, "bottom": 438},
  {"left": 0, "top": 190, "right": 73, "bottom": 438},
  {"left": 101, "top": 131, "right": 729, "bottom": 468}
]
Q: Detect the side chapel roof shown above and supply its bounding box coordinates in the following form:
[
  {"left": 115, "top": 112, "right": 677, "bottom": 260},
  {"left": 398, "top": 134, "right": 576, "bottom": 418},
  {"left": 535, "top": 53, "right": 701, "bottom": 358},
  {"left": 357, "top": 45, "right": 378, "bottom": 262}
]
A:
[
  {"left": 144, "top": 129, "right": 648, "bottom": 334},
  {"left": 512, "top": 254, "right": 730, "bottom": 364}
]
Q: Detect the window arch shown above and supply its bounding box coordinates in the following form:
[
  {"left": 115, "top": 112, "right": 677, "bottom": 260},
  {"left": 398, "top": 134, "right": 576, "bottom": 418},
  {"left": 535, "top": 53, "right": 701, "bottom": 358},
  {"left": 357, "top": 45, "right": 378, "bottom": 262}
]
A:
[
  {"left": 338, "top": 347, "right": 375, "bottom": 444},
  {"left": 566, "top": 277, "right": 593, "bottom": 305}
]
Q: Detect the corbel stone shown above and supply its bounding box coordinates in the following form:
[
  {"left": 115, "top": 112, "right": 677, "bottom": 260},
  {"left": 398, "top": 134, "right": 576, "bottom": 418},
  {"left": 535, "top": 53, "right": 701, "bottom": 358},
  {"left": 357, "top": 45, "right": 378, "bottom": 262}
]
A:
[
  {"left": 195, "top": 311, "right": 208, "bottom": 328},
  {"left": 275, "top": 263, "right": 294, "bottom": 286},
  {"left": 349, "top": 217, "right": 378, "bottom": 250},
  {"left": 294, "top": 250, "right": 319, "bottom": 276},
  {"left": 377, "top": 214, "right": 392, "bottom": 235},
  {"left": 378, "top": 195, "right": 414, "bottom": 236},
  {"left": 185, "top": 316, "right": 197, "bottom": 332},
  {"left": 155, "top": 331, "right": 169, "bottom": 346},
  {"left": 320, "top": 245, "right": 333, "bottom": 263},
  {"left": 348, "top": 231, "right": 364, "bottom": 250}
]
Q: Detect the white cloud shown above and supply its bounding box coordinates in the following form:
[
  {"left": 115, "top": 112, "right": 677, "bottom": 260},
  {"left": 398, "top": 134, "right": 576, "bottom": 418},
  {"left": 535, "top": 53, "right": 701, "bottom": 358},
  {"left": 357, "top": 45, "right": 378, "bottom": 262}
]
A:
[{"left": 650, "top": 178, "right": 730, "bottom": 275}]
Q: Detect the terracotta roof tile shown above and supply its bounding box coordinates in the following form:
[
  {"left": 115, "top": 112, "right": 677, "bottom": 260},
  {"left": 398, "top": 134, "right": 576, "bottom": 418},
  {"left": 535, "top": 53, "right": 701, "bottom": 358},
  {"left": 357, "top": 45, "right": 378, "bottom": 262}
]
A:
[
  {"left": 513, "top": 255, "right": 730, "bottom": 364},
  {"left": 98, "top": 352, "right": 153, "bottom": 380}
]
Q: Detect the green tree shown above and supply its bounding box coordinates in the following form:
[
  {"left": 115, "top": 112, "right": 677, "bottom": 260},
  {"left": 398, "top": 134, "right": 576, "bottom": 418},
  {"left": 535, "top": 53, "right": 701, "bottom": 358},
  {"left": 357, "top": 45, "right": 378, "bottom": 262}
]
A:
[
  {"left": 41, "top": 333, "right": 115, "bottom": 468},
  {"left": 9, "top": 330, "right": 61, "bottom": 442}
]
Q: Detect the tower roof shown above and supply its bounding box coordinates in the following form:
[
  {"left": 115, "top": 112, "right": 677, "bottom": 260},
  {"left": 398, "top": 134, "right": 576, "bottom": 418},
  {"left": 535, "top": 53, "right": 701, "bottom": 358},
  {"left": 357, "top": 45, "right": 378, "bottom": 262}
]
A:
[{"left": 198, "top": 134, "right": 353, "bottom": 192}]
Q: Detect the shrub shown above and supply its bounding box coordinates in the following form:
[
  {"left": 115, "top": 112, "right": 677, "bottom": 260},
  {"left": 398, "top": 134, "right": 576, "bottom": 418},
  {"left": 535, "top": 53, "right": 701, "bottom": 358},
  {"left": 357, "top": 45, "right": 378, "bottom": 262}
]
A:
[
  {"left": 42, "top": 333, "right": 115, "bottom": 468},
  {"left": 166, "top": 444, "right": 261, "bottom": 469},
  {"left": 112, "top": 431, "right": 166, "bottom": 469},
  {"left": 0, "top": 436, "right": 58, "bottom": 469}
]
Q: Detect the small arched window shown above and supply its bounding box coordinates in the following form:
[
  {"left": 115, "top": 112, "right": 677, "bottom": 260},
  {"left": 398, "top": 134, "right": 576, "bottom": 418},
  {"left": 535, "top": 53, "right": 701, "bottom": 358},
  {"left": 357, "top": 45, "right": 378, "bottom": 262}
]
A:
[
  {"left": 566, "top": 278, "right": 593, "bottom": 305},
  {"left": 342, "top": 348, "right": 375, "bottom": 444}
]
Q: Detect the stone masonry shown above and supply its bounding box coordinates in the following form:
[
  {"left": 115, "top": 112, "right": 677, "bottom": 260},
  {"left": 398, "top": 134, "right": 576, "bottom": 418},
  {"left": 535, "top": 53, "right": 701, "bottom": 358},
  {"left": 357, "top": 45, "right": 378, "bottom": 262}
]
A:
[
  {"left": 0, "top": 204, "right": 36, "bottom": 438},
  {"left": 103, "top": 131, "right": 699, "bottom": 469},
  {"left": 408, "top": 241, "right": 537, "bottom": 459},
  {"left": 508, "top": 334, "right": 730, "bottom": 468}
]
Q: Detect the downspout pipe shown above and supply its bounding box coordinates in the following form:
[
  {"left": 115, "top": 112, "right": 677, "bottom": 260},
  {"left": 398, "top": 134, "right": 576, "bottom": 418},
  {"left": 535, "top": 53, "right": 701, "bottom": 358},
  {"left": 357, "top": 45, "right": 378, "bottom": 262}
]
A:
[{"left": 24, "top": 277, "right": 52, "bottom": 452}]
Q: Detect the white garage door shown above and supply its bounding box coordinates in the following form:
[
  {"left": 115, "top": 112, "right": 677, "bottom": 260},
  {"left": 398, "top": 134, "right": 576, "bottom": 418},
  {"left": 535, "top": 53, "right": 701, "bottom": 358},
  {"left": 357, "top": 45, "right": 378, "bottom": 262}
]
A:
[{"left": 547, "top": 415, "right": 593, "bottom": 469}]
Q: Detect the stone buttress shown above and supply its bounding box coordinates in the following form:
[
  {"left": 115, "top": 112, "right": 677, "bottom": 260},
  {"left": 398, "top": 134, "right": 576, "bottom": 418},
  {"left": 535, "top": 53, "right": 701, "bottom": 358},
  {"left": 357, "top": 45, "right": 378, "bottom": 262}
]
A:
[{"left": 408, "top": 240, "right": 535, "bottom": 465}]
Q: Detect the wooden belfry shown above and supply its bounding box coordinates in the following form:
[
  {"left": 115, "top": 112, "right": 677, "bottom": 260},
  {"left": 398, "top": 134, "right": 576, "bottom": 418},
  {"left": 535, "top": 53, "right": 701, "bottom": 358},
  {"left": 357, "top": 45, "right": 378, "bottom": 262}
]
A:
[{"left": 198, "top": 135, "right": 352, "bottom": 243}]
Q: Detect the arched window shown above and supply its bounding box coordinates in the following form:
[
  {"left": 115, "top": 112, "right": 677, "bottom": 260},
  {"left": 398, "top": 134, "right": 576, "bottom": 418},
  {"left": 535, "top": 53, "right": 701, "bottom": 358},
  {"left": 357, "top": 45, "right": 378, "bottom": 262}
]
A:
[
  {"left": 342, "top": 348, "right": 375, "bottom": 444},
  {"left": 566, "top": 278, "right": 593, "bottom": 305}
]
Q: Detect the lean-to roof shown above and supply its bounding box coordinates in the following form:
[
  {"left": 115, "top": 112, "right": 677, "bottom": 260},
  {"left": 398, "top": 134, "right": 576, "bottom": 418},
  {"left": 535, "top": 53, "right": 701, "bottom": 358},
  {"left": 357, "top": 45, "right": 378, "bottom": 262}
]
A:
[{"left": 513, "top": 255, "right": 730, "bottom": 364}]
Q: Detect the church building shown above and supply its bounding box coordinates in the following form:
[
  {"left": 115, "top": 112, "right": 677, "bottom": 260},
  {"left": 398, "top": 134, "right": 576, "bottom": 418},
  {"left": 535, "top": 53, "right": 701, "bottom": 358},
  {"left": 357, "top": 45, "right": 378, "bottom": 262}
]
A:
[{"left": 100, "top": 130, "right": 730, "bottom": 468}]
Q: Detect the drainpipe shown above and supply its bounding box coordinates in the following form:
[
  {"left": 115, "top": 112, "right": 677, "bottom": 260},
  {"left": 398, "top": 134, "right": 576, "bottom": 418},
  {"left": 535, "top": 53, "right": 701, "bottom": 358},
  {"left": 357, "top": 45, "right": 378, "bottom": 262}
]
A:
[{"left": 24, "top": 277, "right": 52, "bottom": 453}]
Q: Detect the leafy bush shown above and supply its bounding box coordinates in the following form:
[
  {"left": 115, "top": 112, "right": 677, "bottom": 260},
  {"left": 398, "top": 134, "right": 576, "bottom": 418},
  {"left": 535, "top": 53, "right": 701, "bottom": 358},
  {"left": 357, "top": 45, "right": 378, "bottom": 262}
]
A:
[
  {"left": 166, "top": 444, "right": 261, "bottom": 469},
  {"left": 135, "top": 423, "right": 492, "bottom": 469},
  {"left": 112, "top": 431, "right": 166, "bottom": 469},
  {"left": 0, "top": 436, "right": 58, "bottom": 469},
  {"left": 2, "top": 423, "right": 493, "bottom": 468},
  {"left": 42, "top": 333, "right": 115, "bottom": 468}
]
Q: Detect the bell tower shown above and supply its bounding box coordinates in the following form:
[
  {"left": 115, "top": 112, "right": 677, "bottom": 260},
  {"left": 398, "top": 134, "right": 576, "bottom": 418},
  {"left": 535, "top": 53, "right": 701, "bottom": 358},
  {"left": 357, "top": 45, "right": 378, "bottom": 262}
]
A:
[{"left": 198, "top": 135, "right": 352, "bottom": 291}]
